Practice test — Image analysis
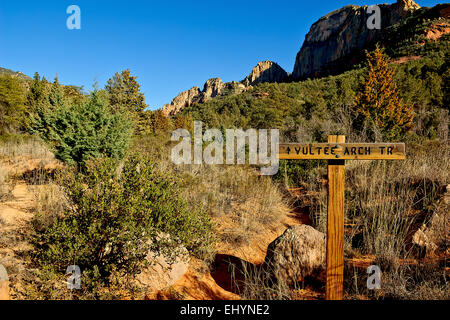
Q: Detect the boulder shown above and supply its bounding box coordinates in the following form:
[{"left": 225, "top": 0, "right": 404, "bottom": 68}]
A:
[
  {"left": 136, "top": 236, "right": 190, "bottom": 295},
  {"left": 263, "top": 225, "right": 326, "bottom": 283},
  {"left": 412, "top": 185, "right": 450, "bottom": 257}
]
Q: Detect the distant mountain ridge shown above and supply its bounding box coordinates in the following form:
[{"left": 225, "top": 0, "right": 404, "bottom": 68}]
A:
[
  {"left": 163, "top": 0, "right": 450, "bottom": 116},
  {"left": 0, "top": 67, "right": 31, "bottom": 81},
  {"left": 162, "top": 61, "right": 288, "bottom": 116}
]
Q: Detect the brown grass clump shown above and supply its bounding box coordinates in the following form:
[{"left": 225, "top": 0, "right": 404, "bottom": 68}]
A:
[
  {"left": 0, "top": 163, "right": 12, "bottom": 201},
  {"left": 180, "top": 165, "right": 286, "bottom": 252},
  {"left": 0, "top": 135, "right": 54, "bottom": 163},
  {"left": 306, "top": 140, "right": 449, "bottom": 299},
  {"left": 30, "top": 183, "right": 69, "bottom": 234}
]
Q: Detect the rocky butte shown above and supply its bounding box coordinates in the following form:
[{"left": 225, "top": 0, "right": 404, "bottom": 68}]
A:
[
  {"left": 162, "top": 61, "right": 287, "bottom": 116},
  {"left": 241, "top": 60, "right": 288, "bottom": 87},
  {"left": 292, "top": 0, "right": 421, "bottom": 80}
]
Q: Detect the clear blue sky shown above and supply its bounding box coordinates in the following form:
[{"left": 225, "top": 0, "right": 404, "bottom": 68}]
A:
[{"left": 0, "top": 0, "right": 441, "bottom": 110}]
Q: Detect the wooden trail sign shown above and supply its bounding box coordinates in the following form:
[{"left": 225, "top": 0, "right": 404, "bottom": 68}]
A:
[
  {"left": 279, "top": 143, "right": 406, "bottom": 160},
  {"left": 279, "top": 135, "right": 406, "bottom": 300}
]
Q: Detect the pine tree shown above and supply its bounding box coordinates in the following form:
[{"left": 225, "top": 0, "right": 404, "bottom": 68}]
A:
[
  {"left": 173, "top": 113, "right": 194, "bottom": 129},
  {"left": 0, "top": 74, "right": 28, "bottom": 134},
  {"left": 48, "top": 77, "right": 68, "bottom": 109},
  {"left": 105, "top": 69, "right": 149, "bottom": 134},
  {"left": 354, "top": 46, "right": 414, "bottom": 141},
  {"left": 32, "top": 89, "right": 133, "bottom": 168},
  {"left": 173, "top": 113, "right": 184, "bottom": 129},
  {"left": 27, "top": 72, "right": 48, "bottom": 109},
  {"left": 150, "top": 109, "right": 170, "bottom": 133}
]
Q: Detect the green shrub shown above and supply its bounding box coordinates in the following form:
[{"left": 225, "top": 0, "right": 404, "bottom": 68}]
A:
[
  {"left": 31, "top": 90, "right": 133, "bottom": 168},
  {"left": 274, "top": 159, "right": 324, "bottom": 188},
  {"left": 105, "top": 69, "right": 152, "bottom": 135},
  {"left": 32, "top": 153, "right": 214, "bottom": 296}
]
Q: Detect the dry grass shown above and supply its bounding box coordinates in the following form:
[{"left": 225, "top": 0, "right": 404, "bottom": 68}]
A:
[
  {"left": 135, "top": 134, "right": 288, "bottom": 250},
  {"left": 234, "top": 262, "right": 293, "bottom": 300},
  {"left": 30, "top": 183, "right": 69, "bottom": 233},
  {"left": 0, "top": 135, "right": 57, "bottom": 187},
  {"left": 344, "top": 260, "right": 449, "bottom": 300},
  {"left": 349, "top": 141, "right": 447, "bottom": 256},
  {"left": 0, "top": 163, "right": 11, "bottom": 201},
  {"left": 379, "top": 262, "right": 449, "bottom": 300},
  {"left": 0, "top": 135, "right": 54, "bottom": 162},
  {"left": 305, "top": 140, "right": 449, "bottom": 299},
  {"left": 180, "top": 165, "right": 286, "bottom": 248}
]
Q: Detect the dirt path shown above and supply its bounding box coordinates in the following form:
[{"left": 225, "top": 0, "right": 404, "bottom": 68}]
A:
[
  {"left": 1, "top": 183, "right": 34, "bottom": 224},
  {"left": 0, "top": 164, "right": 38, "bottom": 299},
  {"left": 156, "top": 205, "right": 306, "bottom": 300},
  {"left": 0, "top": 182, "right": 35, "bottom": 280}
]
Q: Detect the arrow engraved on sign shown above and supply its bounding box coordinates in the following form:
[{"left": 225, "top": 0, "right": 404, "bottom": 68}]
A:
[{"left": 286, "top": 147, "right": 291, "bottom": 155}]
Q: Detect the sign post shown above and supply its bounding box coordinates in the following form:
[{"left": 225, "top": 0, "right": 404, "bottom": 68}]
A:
[{"left": 279, "top": 135, "right": 406, "bottom": 300}]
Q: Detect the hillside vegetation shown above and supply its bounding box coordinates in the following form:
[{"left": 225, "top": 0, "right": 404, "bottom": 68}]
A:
[{"left": 0, "top": 2, "right": 448, "bottom": 300}]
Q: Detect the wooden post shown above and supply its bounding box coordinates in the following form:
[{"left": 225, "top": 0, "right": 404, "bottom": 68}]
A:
[
  {"left": 326, "top": 135, "right": 345, "bottom": 300},
  {"left": 279, "top": 137, "right": 405, "bottom": 300}
]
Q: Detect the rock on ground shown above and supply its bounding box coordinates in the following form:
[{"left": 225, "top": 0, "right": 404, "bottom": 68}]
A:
[
  {"left": 135, "top": 236, "right": 190, "bottom": 296},
  {"left": 263, "top": 225, "right": 326, "bottom": 283},
  {"left": 412, "top": 185, "right": 450, "bottom": 257}
]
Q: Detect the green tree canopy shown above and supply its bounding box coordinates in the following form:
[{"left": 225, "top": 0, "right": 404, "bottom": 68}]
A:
[
  {"left": 105, "top": 69, "right": 150, "bottom": 134},
  {"left": 32, "top": 90, "right": 133, "bottom": 168},
  {"left": 0, "top": 74, "right": 28, "bottom": 134}
]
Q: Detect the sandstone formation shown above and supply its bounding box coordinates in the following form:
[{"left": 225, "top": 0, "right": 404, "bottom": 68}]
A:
[
  {"left": 224, "top": 81, "right": 247, "bottom": 95},
  {"left": 242, "top": 60, "right": 288, "bottom": 87},
  {"left": 423, "top": 21, "right": 450, "bottom": 41},
  {"left": 292, "top": 0, "right": 421, "bottom": 80},
  {"left": 161, "top": 0, "right": 443, "bottom": 116},
  {"left": 162, "top": 60, "right": 286, "bottom": 116},
  {"left": 263, "top": 225, "right": 326, "bottom": 283},
  {"left": 163, "top": 86, "right": 201, "bottom": 116},
  {"left": 162, "top": 79, "right": 227, "bottom": 116},
  {"left": 201, "top": 78, "right": 225, "bottom": 101}
]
